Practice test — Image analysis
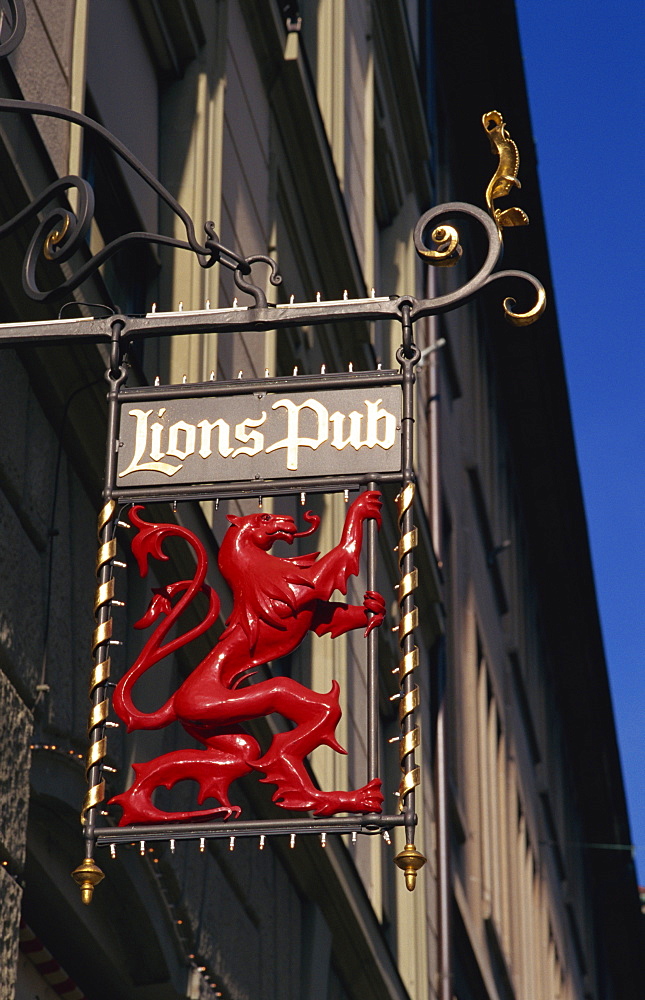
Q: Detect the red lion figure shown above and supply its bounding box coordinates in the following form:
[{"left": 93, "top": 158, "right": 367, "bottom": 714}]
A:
[{"left": 109, "top": 491, "right": 386, "bottom": 825}]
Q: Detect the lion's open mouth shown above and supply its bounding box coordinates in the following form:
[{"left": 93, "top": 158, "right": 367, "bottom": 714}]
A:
[{"left": 266, "top": 521, "right": 298, "bottom": 543}]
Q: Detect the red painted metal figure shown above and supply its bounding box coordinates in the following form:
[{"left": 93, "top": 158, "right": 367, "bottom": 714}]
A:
[{"left": 109, "top": 492, "right": 385, "bottom": 825}]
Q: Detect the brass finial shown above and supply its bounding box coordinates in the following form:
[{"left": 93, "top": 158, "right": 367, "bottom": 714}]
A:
[
  {"left": 71, "top": 856, "right": 105, "bottom": 904},
  {"left": 482, "top": 110, "right": 529, "bottom": 233},
  {"left": 394, "top": 842, "right": 427, "bottom": 891}
]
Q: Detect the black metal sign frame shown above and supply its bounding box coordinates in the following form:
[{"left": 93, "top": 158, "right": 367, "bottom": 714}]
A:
[{"left": 91, "top": 314, "right": 419, "bottom": 827}]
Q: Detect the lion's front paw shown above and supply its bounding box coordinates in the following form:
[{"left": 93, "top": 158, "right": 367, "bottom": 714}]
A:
[
  {"left": 363, "top": 590, "right": 386, "bottom": 636},
  {"left": 350, "top": 490, "right": 383, "bottom": 528}
]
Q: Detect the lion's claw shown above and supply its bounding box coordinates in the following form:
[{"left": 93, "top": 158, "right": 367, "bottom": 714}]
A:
[{"left": 363, "top": 590, "right": 386, "bottom": 636}]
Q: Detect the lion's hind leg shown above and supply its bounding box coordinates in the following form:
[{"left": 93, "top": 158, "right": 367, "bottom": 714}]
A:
[
  {"left": 108, "top": 740, "right": 258, "bottom": 826},
  {"left": 255, "top": 755, "right": 384, "bottom": 816}
]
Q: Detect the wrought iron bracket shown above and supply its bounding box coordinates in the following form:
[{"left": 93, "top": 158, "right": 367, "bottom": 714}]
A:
[
  {"left": 0, "top": 1, "right": 281, "bottom": 307},
  {"left": 0, "top": 0, "right": 544, "bottom": 323}
]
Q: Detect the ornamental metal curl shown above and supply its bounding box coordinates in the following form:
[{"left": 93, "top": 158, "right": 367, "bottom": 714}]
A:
[
  {"left": 0, "top": 2, "right": 281, "bottom": 306},
  {"left": 412, "top": 112, "right": 545, "bottom": 326},
  {"left": 413, "top": 203, "right": 545, "bottom": 325},
  {"left": 0, "top": 0, "right": 26, "bottom": 57}
]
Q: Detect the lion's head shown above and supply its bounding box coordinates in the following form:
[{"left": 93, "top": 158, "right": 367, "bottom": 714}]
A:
[
  {"left": 218, "top": 509, "right": 321, "bottom": 650},
  {"left": 225, "top": 510, "right": 320, "bottom": 551}
]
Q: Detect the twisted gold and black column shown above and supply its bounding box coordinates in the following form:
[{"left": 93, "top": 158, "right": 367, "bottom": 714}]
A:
[
  {"left": 392, "top": 303, "right": 426, "bottom": 891},
  {"left": 72, "top": 499, "right": 116, "bottom": 903},
  {"left": 393, "top": 483, "right": 426, "bottom": 889}
]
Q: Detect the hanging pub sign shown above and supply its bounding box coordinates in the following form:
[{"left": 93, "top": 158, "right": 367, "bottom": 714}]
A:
[
  {"left": 75, "top": 349, "right": 427, "bottom": 903},
  {"left": 0, "top": 48, "right": 544, "bottom": 902}
]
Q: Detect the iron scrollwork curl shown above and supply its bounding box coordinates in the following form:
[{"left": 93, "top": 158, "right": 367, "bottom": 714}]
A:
[
  {"left": 0, "top": 4, "right": 281, "bottom": 307},
  {"left": 483, "top": 269, "right": 547, "bottom": 326},
  {"left": 413, "top": 111, "right": 545, "bottom": 327},
  {"left": 413, "top": 201, "right": 501, "bottom": 309},
  {"left": 0, "top": 0, "right": 26, "bottom": 58},
  {"left": 413, "top": 202, "right": 545, "bottom": 326}
]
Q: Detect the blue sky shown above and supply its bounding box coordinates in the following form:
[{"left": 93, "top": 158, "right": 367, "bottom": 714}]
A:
[{"left": 515, "top": 2, "right": 644, "bottom": 884}]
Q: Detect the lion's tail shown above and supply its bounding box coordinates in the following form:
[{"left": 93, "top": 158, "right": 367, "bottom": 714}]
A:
[{"left": 112, "top": 662, "right": 177, "bottom": 732}]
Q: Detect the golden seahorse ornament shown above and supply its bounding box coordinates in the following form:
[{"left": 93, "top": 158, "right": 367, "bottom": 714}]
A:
[{"left": 482, "top": 110, "right": 529, "bottom": 233}]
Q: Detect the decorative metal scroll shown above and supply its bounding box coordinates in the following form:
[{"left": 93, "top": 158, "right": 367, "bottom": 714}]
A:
[
  {"left": 0, "top": 1, "right": 280, "bottom": 307},
  {"left": 0, "top": 0, "right": 546, "bottom": 902}
]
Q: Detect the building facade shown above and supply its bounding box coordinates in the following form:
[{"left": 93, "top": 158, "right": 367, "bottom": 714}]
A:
[{"left": 0, "top": 2, "right": 642, "bottom": 999}]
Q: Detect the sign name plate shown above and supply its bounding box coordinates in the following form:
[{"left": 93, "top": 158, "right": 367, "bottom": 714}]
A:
[{"left": 116, "top": 385, "right": 402, "bottom": 486}]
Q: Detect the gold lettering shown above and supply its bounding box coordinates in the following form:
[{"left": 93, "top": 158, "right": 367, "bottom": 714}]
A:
[
  {"left": 118, "top": 409, "right": 182, "bottom": 478},
  {"left": 330, "top": 410, "right": 364, "bottom": 450},
  {"left": 232, "top": 413, "right": 267, "bottom": 457},
  {"left": 267, "top": 398, "right": 329, "bottom": 470},
  {"left": 365, "top": 399, "right": 397, "bottom": 449},
  {"left": 167, "top": 420, "right": 196, "bottom": 461},
  {"left": 150, "top": 422, "right": 164, "bottom": 461},
  {"left": 329, "top": 399, "right": 397, "bottom": 451},
  {"left": 197, "top": 418, "right": 233, "bottom": 458}
]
